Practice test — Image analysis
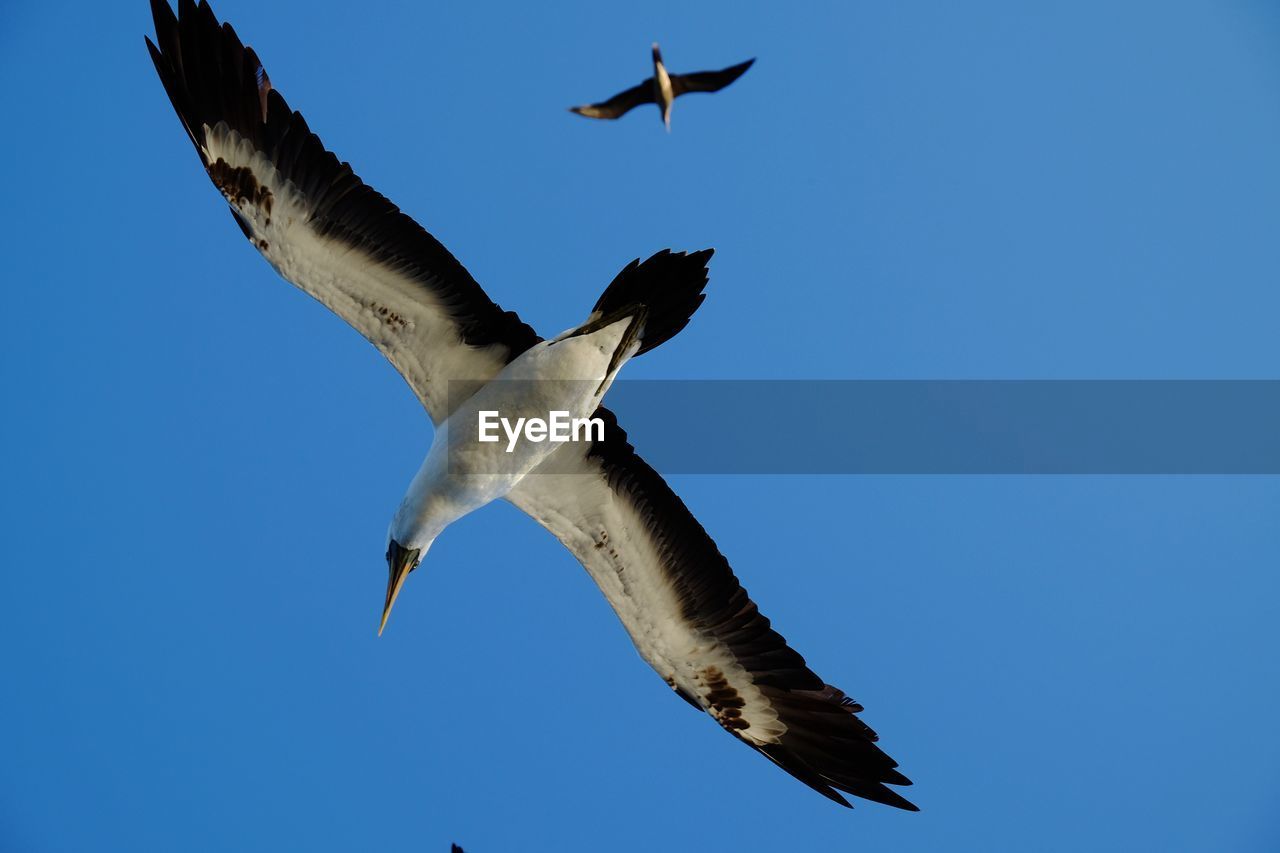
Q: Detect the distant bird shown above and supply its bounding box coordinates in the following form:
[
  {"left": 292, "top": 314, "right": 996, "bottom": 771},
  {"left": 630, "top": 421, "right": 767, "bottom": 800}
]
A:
[
  {"left": 570, "top": 44, "right": 754, "bottom": 130},
  {"left": 146, "top": 0, "right": 914, "bottom": 811}
]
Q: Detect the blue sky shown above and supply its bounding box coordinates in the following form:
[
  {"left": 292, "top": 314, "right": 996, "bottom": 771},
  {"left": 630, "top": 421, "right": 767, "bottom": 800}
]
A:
[{"left": 2, "top": 1, "right": 1279, "bottom": 850}]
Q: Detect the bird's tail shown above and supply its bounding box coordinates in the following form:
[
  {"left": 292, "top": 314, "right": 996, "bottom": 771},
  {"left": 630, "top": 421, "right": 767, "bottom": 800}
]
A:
[{"left": 585, "top": 248, "right": 713, "bottom": 356}]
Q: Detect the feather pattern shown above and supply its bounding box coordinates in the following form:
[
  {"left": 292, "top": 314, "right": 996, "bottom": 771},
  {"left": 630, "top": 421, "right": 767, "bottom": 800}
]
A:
[
  {"left": 508, "top": 409, "right": 917, "bottom": 810},
  {"left": 147, "top": 0, "right": 540, "bottom": 422}
]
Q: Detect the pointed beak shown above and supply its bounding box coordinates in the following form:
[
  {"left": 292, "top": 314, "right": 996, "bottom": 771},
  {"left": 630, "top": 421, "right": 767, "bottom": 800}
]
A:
[{"left": 380, "top": 539, "right": 421, "bottom": 636}]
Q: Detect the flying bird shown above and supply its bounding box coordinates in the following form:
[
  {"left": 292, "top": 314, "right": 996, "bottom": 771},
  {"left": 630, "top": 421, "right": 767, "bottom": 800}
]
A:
[
  {"left": 570, "top": 44, "right": 754, "bottom": 130},
  {"left": 146, "top": 0, "right": 915, "bottom": 811}
]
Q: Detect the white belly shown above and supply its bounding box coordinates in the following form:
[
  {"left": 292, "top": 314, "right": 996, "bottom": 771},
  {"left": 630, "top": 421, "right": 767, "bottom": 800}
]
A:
[{"left": 395, "top": 318, "right": 633, "bottom": 534}]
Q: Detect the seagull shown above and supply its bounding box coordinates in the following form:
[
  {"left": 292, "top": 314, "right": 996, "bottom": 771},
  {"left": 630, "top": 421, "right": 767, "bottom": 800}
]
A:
[
  {"left": 146, "top": 0, "right": 915, "bottom": 811},
  {"left": 570, "top": 44, "right": 754, "bottom": 130}
]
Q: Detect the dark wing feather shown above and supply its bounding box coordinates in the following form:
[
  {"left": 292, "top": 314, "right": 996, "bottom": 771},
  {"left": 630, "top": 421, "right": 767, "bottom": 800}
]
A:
[
  {"left": 671, "top": 58, "right": 756, "bottom": 96},
  {"left": 507, "top": 407, "right": 917, "bottom": 810},
  {"left": 569, "top": 80, "right": 656, "bottom": 120},
  {"left": 146, "top": 0, "right": 541, "bottom": 422}
]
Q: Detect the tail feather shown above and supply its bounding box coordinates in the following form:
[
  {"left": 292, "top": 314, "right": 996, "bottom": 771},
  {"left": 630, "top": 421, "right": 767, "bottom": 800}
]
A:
[{"left": 591, "top": 248, "right": 713, "bottom": 356}]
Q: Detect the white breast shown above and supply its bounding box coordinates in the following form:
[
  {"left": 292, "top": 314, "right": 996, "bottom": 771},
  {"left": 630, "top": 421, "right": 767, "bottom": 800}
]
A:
[{"left": 395, "top": 318, "right": 632, "bottom": 538}]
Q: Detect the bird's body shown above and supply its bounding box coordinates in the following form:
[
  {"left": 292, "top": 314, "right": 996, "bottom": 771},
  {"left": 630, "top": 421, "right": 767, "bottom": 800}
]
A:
[
  {"left": 387, "top": 316, "right": 636, "bottom": 599},
  {"left": 651, "top": 45, "right": 676, "bottom": 130},
  {"left": 147, "top": 0, "right": 915, "bottom": 810},
  {"left": 570, "top": 44, "right": 754, "bottom": 129}
]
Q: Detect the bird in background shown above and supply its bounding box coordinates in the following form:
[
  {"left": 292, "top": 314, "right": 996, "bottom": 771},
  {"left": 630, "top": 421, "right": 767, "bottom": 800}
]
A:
[
  {"left": 570, "top": 44, "right": 754, "bottom": 131},
  {"left": 146, "top": 0, "right": 914, "bottom": 811}
]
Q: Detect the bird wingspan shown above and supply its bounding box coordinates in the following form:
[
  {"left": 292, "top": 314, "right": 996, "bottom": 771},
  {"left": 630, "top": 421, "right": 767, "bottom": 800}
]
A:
[
  {"left": 569, "top": 80, "right": 656, "bottom": 120},
  {"left": 146, "top": 0, "right": 541, "bottom": 423},
  {"left": 505, "top": 406, "right": 917, "bottom": 810},
  {"left": 671, "top": 58, "right": 756, "bottom": 96}
]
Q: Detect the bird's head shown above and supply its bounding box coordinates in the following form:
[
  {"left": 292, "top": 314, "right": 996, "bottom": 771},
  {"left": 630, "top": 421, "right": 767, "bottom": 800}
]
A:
[
  {"left": 652, "top": 43, "right": 663, "bottom": 65},
  {"left": 380, "top": 533, "right": 430, "bottom": 636}
]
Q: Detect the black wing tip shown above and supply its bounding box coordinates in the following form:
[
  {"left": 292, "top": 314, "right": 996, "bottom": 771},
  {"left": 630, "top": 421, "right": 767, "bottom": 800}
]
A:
[
  {"left": 829, "top": 778, "right": 921, "bottom": 809},
  {"left": 149, "top": 0, "right": 176, "bottom": 26},
  {"left": 746, "top": 681, "right": 920, "bottom": 811},
  {"left": 758, "top": 740, "right": 918, "bottom": 810},
  {"left": 826, "top": 789, "right": 855, "bottom": 809},
  {"left": 809, "top": 760, "right": 920, "bottom": 811},
  {"left": 816, "top": 774, "right": 919, "bottom": 812},
  {"left": 727, "top": 57, "right": 756, "bottom": 79},
  {"left": 880, "top": 792, "right": 921, "bottom": 812},
  {"left": 644, "top": 246, "right": 714, "bottom": 266},
  {"left": 884, "top": 769, "right": 913, "bottom": 787},
  {"left": 784, "top": 775, "right": 914, "bottom": 812}
]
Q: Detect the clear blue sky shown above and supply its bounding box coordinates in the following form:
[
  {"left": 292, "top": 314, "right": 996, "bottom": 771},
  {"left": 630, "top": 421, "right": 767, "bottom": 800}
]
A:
[{"left": 2, "top": 1, "right": 1279, "bottom": 851}]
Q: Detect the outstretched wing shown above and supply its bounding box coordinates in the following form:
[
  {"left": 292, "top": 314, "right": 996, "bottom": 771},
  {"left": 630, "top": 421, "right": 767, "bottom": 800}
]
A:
[
  {"left": 506, "top": 408, "right": 917, "bottom": 810},
  {"left": 146, "top": 0, "right": 541, "bottom": 423},
  {"left": 671, "top": 58, "right": 756, "bottom": 96},
  {"left": 569, "top": 80, "right": 656, "bottom": 120}
]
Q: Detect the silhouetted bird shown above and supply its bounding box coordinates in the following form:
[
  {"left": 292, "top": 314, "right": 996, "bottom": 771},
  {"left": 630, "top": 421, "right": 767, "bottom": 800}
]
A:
[{"left": 570, "top": 44, "right": 754, "bottom": 130}]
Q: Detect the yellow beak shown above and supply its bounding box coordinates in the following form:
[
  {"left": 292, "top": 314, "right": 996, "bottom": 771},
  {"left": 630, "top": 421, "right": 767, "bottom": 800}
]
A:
[{"left": 380, "top": 540, "right": 421, "bottom": 636}]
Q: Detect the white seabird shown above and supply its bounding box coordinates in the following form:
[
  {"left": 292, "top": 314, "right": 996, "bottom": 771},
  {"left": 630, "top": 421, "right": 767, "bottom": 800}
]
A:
[{"left": 146, "top": 0, "right": 916, "bottom": 810}]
